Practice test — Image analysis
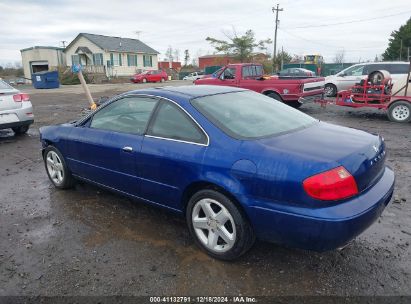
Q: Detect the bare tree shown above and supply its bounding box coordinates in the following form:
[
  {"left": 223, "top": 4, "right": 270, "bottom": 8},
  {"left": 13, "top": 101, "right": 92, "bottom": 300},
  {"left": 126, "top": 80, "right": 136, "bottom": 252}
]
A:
[
  {"left": 173, "top": 49, "right": 180, "bottom": 62},
  {"left": 333, "top": 49, "right": 345, "bottom": 64},
  {"left": 165, "top": 46, "right": 174, "bottom": 62}
]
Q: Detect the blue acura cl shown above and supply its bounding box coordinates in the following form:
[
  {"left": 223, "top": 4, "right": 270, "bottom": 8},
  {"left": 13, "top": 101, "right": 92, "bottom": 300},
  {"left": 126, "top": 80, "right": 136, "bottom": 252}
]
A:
[{"left": 40, "top": 85, "right": 395, "bottom": 260}]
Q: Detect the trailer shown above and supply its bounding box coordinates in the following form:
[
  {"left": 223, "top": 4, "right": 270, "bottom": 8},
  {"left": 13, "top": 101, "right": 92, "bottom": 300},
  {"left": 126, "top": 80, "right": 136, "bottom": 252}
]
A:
[{"left": 317, "top": 61, "right": 411, "bottom": 123}]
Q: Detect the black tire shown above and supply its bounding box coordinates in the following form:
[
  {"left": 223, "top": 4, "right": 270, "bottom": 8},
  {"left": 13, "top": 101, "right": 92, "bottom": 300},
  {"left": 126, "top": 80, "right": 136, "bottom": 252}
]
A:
[
  {"left": 288, "top": 101, "right": 303, "bottom": 109},
  {"left": 387, "top": 100, "right": 411, "bottom": 123},
  {"left": 266, "top": 92, "right": 282, "bottom": 102},
  {"left": 12, "top": 125, "right": 29, "bottom": 135},
  {"left": 43, "top": 146, "right": 75, "bottom": 189},
  {"left": 324, "top": 83, "right": 337, "bottom": 97},
  {"left": 186, "top": 189, "right": 255, "bottom": 261}
]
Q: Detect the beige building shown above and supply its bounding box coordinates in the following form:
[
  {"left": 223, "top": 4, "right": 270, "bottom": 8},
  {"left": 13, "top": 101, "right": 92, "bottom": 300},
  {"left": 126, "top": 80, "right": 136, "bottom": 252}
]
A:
[
  {"left": 20, "top": 46, "right": 66, "bottom": 82},
  {"left": 64, "top": 33, "right": 159, "bottom": 77}
]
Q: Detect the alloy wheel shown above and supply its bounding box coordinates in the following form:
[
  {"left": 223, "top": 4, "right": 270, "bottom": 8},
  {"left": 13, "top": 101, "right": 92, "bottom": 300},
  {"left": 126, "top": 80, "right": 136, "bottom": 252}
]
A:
[
  {"left": 46, "top": 151, "right": 64, "bottom": 185},
  {"left": 192, "top": 198, "right": 236, "bottom": 253}
]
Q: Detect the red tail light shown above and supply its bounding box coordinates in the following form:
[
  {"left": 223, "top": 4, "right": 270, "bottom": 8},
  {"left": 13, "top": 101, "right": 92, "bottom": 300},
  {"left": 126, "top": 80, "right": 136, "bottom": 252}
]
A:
[
  {"left": 13, "top": 93, "right": 30, "bottom": 102},
  {"left": 303, "top": 166, "right": 358, "bottom": 201}
]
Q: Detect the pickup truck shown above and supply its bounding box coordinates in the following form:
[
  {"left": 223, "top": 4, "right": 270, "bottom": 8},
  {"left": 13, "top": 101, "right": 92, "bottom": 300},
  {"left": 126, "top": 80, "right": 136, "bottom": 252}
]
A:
[{"left": 194, "top": 63, "right": 325, "bottom": 108}]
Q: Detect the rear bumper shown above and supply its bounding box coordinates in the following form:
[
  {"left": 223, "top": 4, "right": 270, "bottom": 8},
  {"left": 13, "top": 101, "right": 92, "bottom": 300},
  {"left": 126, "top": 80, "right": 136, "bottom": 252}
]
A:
[
  {"left": 0, "top": 102, "right": 34, "bottom": 130},
  {"left": 247, "top": 167, "right": 395, "bottom": 251},
  {"left": 298, "top": 93, "right": 324, "bottom": 104}
]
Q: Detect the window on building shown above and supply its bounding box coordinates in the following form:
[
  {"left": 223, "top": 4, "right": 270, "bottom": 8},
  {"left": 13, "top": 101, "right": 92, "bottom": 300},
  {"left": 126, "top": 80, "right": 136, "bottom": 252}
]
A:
[
  {"left": 127, "top": 54, "right": 138, "bottom": 66},
  {"left": 143, "top": 55, "right": 153, "bottom": 67},
  {"left": 71, "top": 55, "right": 80, "bottom": 65},
  {"left": 110, "top": 53, "right": 122, "bottom": 66},
  {"left": 93, "top": 53, "right": 103, "bottom": 65}
]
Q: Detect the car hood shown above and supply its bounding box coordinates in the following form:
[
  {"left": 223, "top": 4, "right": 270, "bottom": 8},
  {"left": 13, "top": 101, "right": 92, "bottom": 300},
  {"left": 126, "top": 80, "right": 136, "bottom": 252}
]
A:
[{"left": 244, "top": 122, "right": 385, "bottom": 193}]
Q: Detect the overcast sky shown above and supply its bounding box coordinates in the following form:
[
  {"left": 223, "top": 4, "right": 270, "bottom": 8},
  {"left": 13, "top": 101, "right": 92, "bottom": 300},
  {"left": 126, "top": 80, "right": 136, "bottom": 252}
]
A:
[{"left": 1, "top": 0, "right": 410, "bottom": 66}]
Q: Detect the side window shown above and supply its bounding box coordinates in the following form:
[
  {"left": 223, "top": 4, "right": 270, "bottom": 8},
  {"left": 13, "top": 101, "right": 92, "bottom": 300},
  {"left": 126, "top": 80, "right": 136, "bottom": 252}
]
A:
[
  {"left": 90, "top": 97, "right": 157, "bottom": 135},
  {"left": 242, "top": 66, "right": 250, "bottom": 78},
  {"left": 221, "top": 68, "right": 236, "bottom": 80},
  {"left": 389, "top": 64, "right": 410, "bottom": 74},
  {"left": 147, "top": 101, "right": 207, "bottom": 144},
  {"left": 255, "top": 65, "right": 263, "bottom": 76},
  {"left": 345, "top": 65, "right": 364, "bottom": 76}
]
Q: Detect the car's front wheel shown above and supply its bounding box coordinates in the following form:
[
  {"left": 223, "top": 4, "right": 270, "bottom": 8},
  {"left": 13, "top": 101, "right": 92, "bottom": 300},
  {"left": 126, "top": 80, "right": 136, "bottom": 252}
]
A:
[
  {"left": 324, "top": 83, "right": 337, "bottom": 97},
  {"left": 186, "top": 189, "right": 255, "bottom": 260},
  {"left": 44, "top": 146, "right": 75, "bottom": 189},
  {"left": 142, "top": 78, "right": 147, "bottom": 83}
]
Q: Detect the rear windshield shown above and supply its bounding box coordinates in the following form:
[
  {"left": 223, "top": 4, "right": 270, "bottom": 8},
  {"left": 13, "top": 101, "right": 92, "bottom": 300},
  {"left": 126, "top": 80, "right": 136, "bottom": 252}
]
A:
[
  {"left": 0, "top": 80, "right": 12, "bottom": 90},
  {"left": 191, "top": 91, "right": 317, "bottom": 140}
]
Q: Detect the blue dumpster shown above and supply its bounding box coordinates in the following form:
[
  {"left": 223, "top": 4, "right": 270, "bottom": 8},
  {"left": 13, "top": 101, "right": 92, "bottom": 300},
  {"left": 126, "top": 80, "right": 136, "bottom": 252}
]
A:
[{"left": 31, "top": 71, "right": 60, "bottom": 89}]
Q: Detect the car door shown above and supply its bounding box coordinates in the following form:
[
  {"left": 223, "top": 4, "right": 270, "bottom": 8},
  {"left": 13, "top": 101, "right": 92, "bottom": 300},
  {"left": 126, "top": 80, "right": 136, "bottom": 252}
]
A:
[
  {"left": 337, "top": 64, "right": 366, "bottom": 90},
  {"left": 66, "top": 95, "right": 158, "bottom": 195},
  {"left": 218, "top": 67, "right": 237, "bottom": 86},
  {"left": 138, "top": 99, "right": 208, "bottom": 210}
]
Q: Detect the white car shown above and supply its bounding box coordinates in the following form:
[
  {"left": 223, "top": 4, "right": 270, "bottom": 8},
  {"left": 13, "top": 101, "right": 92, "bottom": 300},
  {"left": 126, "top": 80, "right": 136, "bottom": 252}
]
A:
[
  {"left": 324, "top": 61, "right": 410, "bottom": 97},
  {"left": 0, "top": 79, "right": 34, "bottom": 134},
  {"left": 183, "top": 72, "right": 205, "bottom": 81}
]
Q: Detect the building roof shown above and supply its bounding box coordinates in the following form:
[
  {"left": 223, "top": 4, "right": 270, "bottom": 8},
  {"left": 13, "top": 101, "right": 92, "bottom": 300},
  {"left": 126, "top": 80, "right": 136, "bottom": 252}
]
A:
[
  {"left": 20, "top": 46, "right": 65, "bottom": 52},
  {"left": 66, "top": 33, "right": 159, "bottom": 54}
]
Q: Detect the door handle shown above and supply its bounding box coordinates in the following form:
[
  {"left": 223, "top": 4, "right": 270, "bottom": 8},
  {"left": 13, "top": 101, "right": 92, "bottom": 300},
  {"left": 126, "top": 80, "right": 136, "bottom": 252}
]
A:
[{"left": 122, "top": 146, "right": 133, "bottom": 152}]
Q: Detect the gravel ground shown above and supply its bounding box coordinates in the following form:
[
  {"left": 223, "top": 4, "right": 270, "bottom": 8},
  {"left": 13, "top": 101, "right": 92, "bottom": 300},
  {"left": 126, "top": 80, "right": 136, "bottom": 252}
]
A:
[{"left": 0, "top": 81, "right": 410, "bottom": 297}]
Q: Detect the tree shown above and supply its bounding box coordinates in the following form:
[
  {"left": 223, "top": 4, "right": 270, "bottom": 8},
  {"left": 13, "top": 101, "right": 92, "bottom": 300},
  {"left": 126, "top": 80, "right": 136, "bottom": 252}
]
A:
[
  {"left": 206, "top": 29, "right": 272, "bottom": 62},
  {"left": 273, "top": 50, "right": 292, "bottom": 69},
  {"left": 382, "top": 17, "right": 411, "bottom": 61},
  {"left": 184, "top": 49, "right": 190, "bottom": 66},
  {"left": 165, "top": 46, "right": 173, "bottom": 62},
  {"left": 333, "top": 49, "right": 345, "bottom": 64},
  {"left": 173, "top": 49, "right": 180, "bottom": 62}
]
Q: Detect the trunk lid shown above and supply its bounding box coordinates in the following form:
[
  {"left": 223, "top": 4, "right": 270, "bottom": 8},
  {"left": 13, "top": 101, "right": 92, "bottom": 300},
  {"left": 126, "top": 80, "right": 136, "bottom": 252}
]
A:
[
  {"left": 256, "top": 122, "right": 386, "bottom": 193},
  {"left": 0, "top": 88, "right": 22, "bottom": 111}
]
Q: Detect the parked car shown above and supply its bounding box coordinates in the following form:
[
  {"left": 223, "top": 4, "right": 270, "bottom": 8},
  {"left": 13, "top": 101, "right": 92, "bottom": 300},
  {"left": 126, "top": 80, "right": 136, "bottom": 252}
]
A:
[
  {"left": 183, "top": 72, "right": 204, "bottom": 81},
  {"left": 40, "top": 85, "right": 394, "bottom": 261},
  {"left": 324, "top": 61, "right": 410, "bottom": 97},
  {"left": 131, "top": 70, "right": 168, "bottom": 83},
  {"left": 16, "top": 78, "right": 26, "bottom": 85},
  {"left": 0, "top": 79, "right": 34, "bottom": 134},
  {"left": 8, "top": 79, "right": 16, "bottom": 86},
  {"left": 278, "top": 68, "right": 316, "bottom": 77},
  {"left": 194, "top": 63, "right": 324, "bottom": 108}
]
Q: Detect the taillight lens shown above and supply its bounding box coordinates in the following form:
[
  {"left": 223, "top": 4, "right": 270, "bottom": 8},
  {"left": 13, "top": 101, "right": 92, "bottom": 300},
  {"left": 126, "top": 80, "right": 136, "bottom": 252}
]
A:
[
  {"left": 13, "top": 93, "right": 30, "bottom": 102},
  {"left": 303, "top": 166, "right": 358, "bottom": 201}
]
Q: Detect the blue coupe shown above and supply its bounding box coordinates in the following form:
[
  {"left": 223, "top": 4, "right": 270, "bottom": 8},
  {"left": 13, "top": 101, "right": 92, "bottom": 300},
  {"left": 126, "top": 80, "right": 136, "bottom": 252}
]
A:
[{"left": 40, "top": 85, "right": 395, "bottom": 260}]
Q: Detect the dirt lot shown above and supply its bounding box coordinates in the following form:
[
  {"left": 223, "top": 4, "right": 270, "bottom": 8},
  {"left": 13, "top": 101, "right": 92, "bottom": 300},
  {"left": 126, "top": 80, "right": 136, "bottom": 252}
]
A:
[{"left": 0, "top": 81, "right": 410, "bottom": 297}]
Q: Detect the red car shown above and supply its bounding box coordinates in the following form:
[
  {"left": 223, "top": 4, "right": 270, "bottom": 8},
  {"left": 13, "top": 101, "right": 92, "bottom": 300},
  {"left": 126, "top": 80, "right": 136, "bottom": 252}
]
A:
[{"left": 131, "top": 70, "right": 168, "bottom": 83}]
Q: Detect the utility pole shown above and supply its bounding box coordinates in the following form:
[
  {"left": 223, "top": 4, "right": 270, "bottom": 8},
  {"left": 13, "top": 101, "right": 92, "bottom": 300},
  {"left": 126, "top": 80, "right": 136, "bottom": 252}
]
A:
[
  {"left": 60, "top": 40, "right": 67, "bottom": 48},
  {"left": 272, "top": 3, "right": 283, "bottom": 73},
  {"left": 400, "top": 39, "right": 403, "bottom": 61}
]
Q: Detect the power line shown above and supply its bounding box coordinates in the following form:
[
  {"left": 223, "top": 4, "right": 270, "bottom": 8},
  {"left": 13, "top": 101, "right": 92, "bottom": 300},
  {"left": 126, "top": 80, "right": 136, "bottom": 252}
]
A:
[{"left": 284, "top": 10, "right": 411, "bottom": 29}]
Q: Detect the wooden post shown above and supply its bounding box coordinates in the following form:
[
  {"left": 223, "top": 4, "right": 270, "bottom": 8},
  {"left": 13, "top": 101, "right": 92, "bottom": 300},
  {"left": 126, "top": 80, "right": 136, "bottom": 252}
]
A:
[{"left": 77, "top": 70, "right": 96, "bottom": 110}]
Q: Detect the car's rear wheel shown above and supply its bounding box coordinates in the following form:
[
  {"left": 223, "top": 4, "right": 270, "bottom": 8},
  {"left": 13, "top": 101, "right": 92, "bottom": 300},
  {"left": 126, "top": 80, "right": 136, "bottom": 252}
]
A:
[
  {"left": 388, "top": 100, "right": 411, "bottom": 123},
  {"left": 44, "top": 146, "right": 75, "bottom": 189},
  {"left": 186, "top": 189, "right": 255, "bottom": 260},
  {"left": 288, "top": 101, "right": 303, "bottom": 108},
  {"left": 12, "top": 125, "right": 29, "bottom": 135},
  {"left": 325, "top": 83, "right": 337, "bottom": 97},
  {"left": 160, "top": 78, "right": 165, "bottom": 83}
]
